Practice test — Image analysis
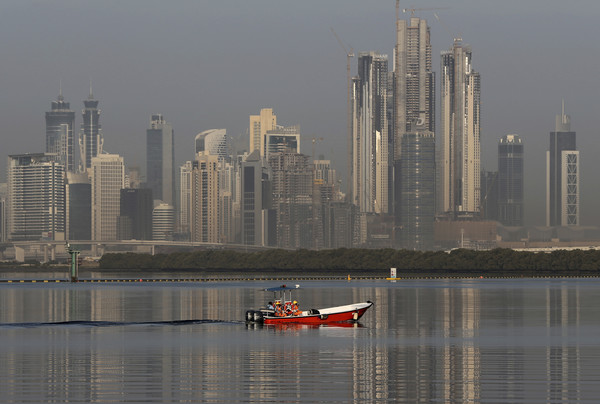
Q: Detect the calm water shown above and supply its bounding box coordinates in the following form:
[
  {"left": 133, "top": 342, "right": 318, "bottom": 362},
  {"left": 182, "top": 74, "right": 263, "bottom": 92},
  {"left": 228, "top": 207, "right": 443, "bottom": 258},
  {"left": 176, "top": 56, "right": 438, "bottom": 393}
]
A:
[{"left": 1, "top": 276, "right": 599, "bottom": 403}]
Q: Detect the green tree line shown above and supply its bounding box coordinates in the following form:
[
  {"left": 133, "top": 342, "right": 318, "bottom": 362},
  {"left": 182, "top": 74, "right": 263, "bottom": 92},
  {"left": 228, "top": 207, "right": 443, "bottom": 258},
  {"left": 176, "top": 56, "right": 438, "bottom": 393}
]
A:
[{"left": 98, "top": 248, "right": 600, "bottom": 274}]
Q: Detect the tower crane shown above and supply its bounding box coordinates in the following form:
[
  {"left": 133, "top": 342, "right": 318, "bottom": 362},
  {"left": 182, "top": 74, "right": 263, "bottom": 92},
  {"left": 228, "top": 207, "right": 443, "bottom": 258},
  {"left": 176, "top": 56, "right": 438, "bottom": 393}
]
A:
[
  {"left": 402, "top": 6, "right": 450, "bottom": 17},
  {"left": 330, "top": 27, "right": 354, "bottom": 199}
]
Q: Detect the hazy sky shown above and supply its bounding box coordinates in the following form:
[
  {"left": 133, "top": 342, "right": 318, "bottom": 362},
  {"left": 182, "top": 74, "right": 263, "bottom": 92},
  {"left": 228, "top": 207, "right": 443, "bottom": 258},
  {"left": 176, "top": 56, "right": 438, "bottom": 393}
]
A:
[{"left": 1, "top": 0, "right": 599, "bottom": 226}]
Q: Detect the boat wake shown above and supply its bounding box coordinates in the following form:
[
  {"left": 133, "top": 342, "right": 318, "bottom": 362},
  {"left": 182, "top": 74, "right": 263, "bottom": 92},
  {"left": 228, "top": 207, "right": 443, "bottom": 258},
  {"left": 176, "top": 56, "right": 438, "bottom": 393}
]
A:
[{"left": 0, "top": 319, "right": 241, "bottom": 328}]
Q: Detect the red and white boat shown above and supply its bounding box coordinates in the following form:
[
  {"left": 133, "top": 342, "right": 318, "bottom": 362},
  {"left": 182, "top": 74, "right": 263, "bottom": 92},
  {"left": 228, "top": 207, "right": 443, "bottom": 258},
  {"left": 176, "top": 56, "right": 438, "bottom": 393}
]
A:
[{"left": 245, "top": 285, "right": 373, "bottom": 325}]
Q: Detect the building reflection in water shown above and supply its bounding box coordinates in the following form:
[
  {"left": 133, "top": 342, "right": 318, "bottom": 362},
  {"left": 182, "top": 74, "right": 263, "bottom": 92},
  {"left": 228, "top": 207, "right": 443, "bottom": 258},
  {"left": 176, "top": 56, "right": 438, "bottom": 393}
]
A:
[
  {"left": 546, "top": 284, "right": 580, "bottom": 402},
  {"left": 0, "top": 280, "right": 592, "bottom": 401}
]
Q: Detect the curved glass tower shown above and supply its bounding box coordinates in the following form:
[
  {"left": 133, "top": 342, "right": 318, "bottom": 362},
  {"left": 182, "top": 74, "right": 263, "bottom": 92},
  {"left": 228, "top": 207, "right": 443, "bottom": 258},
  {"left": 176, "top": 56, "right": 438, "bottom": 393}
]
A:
[
  {"left": 79, "top": 86, "right": 103, "bottom": 172},
  {"left": 45, "top": 89, "right": 75, "bottom": 172}
]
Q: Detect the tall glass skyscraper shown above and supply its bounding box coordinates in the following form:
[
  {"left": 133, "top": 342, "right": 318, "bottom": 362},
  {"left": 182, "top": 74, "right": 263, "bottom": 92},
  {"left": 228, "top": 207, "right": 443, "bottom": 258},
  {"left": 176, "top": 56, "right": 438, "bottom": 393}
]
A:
[
  {"left": 498, "top": 134, "right": 524, "bottom": 226},
  {"left": 546, "top": 102, "right": 578, "bottom": 226},
  {"left": 439, "top": 39, "right": 481, "bottom": 216},
  {"left": 351, "top": 52, "right": 389, "bottom": 214},
  {"left": 394, "top": 17, "right": 435, "bottom": 243},
  {"left": 78, "top": 86, "right": 103, "bottom": 172},
  {"left": 46, "top": 89, "right": 75, "bottom": 172},
  {"left": 395, "top": 17, "right": 435, "bottom": 156},
  {"left": 146, "top": 114, "right": 174, "bottom": 205},
  {"left": 397, "top": 132, "right": 435, "bottom": 250}
]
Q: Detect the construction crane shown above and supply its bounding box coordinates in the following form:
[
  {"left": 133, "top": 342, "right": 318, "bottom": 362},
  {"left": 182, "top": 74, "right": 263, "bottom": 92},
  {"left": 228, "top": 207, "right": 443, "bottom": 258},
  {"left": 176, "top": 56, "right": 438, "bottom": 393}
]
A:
[
  {"left": 330, "top": 27, "right": 354, "bottom": 199},
  {"left": 402, "top": 6, "right": 450, "bottom": 17},
  {"left": 311, "top": 137, "right": 324, "bottom": 163}
]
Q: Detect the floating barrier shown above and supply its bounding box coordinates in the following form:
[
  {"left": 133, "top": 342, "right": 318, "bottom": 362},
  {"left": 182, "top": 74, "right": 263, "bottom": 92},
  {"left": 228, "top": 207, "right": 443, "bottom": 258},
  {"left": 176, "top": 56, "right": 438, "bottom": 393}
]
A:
[{"left": 0, "top": 274, "right": 599, "bottom": 283}]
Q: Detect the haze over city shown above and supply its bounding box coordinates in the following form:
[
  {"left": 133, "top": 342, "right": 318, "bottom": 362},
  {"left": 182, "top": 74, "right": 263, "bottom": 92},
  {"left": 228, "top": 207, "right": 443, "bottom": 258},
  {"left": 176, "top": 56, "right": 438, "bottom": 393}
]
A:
[{"left": 1, "top": 0, "right": 599, "bottom": 226}]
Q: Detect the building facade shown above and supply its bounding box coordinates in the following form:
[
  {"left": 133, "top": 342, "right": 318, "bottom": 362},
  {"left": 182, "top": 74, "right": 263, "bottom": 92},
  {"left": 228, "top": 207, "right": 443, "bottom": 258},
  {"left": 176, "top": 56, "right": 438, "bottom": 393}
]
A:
[
  {"left": 397, "top": 131, "right": 435, "bottom": 250},
  {"left": 152, "top": 203, "right": 174, "bottom": 241},
  {"left": 249, "top": 108, "right": 277, "bottom": 157},
  {"left": 547, "top": 103, "right": 579, "bottom": 226},
  {"left": 191, "top": 154, "right": 220, "bottom": 243},
  {"left": 351, "top": 52, "right": 389, "bottom": 214},
  {"left": 146, "top": 114, "right": 174, "bottom": 205},
  {"left": 46, "top": 90, "right": 76, "bottom": 172},
  {"left": 79, "top": 87, "right": 103, "bottom": 172},
  {"left": 498, "top": 134, "right": 524, "bottom": 226},
  {"left": 178, "top": 161, "right": 193, "bottom": 238},
  {"left": 7, "top": 153, "right": 65, "bottom": 241},
  {"left": 118, "top": 188, "right": 153, "bottom": 240},
  {"left": 269, "top": 153, "right": 314, "bottom": 249},
  {"left": 91, "top": 154, "right": 124, "bottom": 240},
  {"left": 66, "top": 172, "right": 91, "bottom": 240},
  {"left": 265, "top": 125, "right": 300, "bottom": 160},
  {"left": 240, "top": 151, "right": 275, "bottom": 246},
  {"left": 439, "top": 39, "right": 481, "bottom": 215},
  {"left": 195, "top": 129, "right": 229, "bottom": 161},
  {"left": 395, "top": 17, "right": 435, "bottom": 157}
]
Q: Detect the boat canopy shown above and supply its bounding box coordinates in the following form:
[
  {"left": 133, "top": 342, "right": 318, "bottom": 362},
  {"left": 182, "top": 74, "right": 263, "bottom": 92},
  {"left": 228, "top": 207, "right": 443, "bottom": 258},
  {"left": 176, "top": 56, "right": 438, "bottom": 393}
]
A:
[{"left": 264, "top": 284, "right": 300, "bottom": 292}]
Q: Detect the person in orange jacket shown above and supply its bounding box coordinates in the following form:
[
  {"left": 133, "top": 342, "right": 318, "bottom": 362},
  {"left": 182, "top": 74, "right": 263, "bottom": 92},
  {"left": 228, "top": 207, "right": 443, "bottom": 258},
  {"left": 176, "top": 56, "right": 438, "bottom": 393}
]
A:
[{"left": 291, "top": 300, "right": 301, "bottom": 316}]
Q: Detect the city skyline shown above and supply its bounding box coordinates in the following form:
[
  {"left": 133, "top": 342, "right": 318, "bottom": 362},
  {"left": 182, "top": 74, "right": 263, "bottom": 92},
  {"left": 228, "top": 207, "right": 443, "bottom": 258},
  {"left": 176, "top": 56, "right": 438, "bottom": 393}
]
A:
[{"left": 1, "top": 1, "right": 599, "bottom": 226}]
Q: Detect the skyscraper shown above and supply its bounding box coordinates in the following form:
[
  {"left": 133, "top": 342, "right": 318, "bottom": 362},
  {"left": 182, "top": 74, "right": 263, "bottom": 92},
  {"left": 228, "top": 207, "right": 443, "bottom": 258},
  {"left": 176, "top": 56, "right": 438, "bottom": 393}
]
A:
[
  {"left": 178, "top": 161, "right": 193, "bottom": 238},
  {"left": 66, "top": 172, "right": 91, "bottom": 240},
  {"left": 351, "top": 52, "right": 389, "bottom": 214},
  {"left": 249, "top": 108, "right": 277, "bottom": 157},
  {"left": 397, "top": 131, "right": 435, "bottom": 250},
  {"left": 146, "top": 114, "right": 174, "bottom": 205},
  {"left": 90, "top": 153, "right": 124, "bottom": 240},
  {"left": 195, "top": 129, "right": 229, "bottom": 161},
  {"left": 265, "top": 125, "right": 300, "bottom": 160},
  {"left": 269, "top": 152, "right": 314, "bottom": 249},
  {"left": 240, "top": 151, "right": 275, "bottom": 246},
  {"left": 191, "top": 153, "right": 220, "bottom": 243},
  {"left": 394, "top": 17, "right": 435, "bottom": 157},
  {"left": 498, "top": 134, "right": 524, "bottom": 226},
  {"left": 46, "top": 89, "right": 75, "bottom": 172},
  {"left": 439, "top": 39, "right": 481, "bottom": 215},
  {"left": 547, "top": 103, "right": 579, "bottom": 226},
  {"left": 7, "top": 153, "right": 65, "bottom": 241},
  {"left": 393, "top": 17, "right": 436, "bottom": 242},
  {"left": 78, "top": 86, "right": 103, "bottom": 172},
  {"left": 118, "top": 188, "right": 152, "bottom": 240}
]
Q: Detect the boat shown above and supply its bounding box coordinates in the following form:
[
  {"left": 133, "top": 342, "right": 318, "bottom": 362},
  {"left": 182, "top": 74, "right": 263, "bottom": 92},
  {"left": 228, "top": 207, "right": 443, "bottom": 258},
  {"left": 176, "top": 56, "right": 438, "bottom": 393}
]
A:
[{"left": 245, "top": 284, "right": 373, "bottom": 325}]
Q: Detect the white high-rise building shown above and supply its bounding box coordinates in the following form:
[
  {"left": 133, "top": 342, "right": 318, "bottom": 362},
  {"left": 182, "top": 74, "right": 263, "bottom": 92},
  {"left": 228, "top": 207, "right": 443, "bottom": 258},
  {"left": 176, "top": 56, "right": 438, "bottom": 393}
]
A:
[
  {"left": 249, "top": 108, "right": 277, "bottom": 157},
  {"left": 178, "top": 161, "right": 193, "bottom": 237},
  {"left": 152, "top": 203, "right": 175, "bottom": 240},
  {"left": 439, "top": 39, "right": 481, "bottom": 215},
  {"left": 191, "top": 153, "right": 220, "bottom": 243},
  {"left": 195, "top": 129, "right": 229, "bottom": 161},
  {"left": 91, "top": 154, "right": 124, "bottom": 240},
  {"left": 7, "top": 153, "right": 65, "bottom": 241}
]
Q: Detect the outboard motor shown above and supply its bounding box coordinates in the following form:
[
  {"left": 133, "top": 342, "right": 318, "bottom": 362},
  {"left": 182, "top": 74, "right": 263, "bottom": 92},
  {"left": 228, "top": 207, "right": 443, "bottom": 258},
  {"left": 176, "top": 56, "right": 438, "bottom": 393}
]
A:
[
  {"left": 246, "top": 310, "right": 255, "bottom": 322},
  {"left": 253, "top": 310, "right": 264, "bottom": 323}
]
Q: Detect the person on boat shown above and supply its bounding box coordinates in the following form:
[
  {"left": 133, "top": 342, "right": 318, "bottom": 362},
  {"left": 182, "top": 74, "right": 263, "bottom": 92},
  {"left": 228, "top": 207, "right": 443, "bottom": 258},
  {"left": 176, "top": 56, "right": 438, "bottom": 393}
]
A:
[
  {"left": 267, "top": 301, "right": 274, "bottom": 311},
  {"left": 274, "top": 301, "right": 284, "bottom": 317},
  {"left": 291, "top": 300, "right": 301, "bottom": 316}
]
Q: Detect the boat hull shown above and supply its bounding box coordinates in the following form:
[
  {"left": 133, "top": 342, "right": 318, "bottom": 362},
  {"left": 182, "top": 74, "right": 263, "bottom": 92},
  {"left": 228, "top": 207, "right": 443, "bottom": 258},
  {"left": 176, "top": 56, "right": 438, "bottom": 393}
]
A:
[{"left": 261, "top": 301, "right": 373, "bottom": 325}]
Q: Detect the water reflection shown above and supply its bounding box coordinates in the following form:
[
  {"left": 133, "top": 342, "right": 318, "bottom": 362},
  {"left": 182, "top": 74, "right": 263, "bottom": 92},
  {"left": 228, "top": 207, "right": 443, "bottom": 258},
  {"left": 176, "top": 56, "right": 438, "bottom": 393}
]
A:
[{"left": 0, "top": 279, "right": 597, "bottom": 402}]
